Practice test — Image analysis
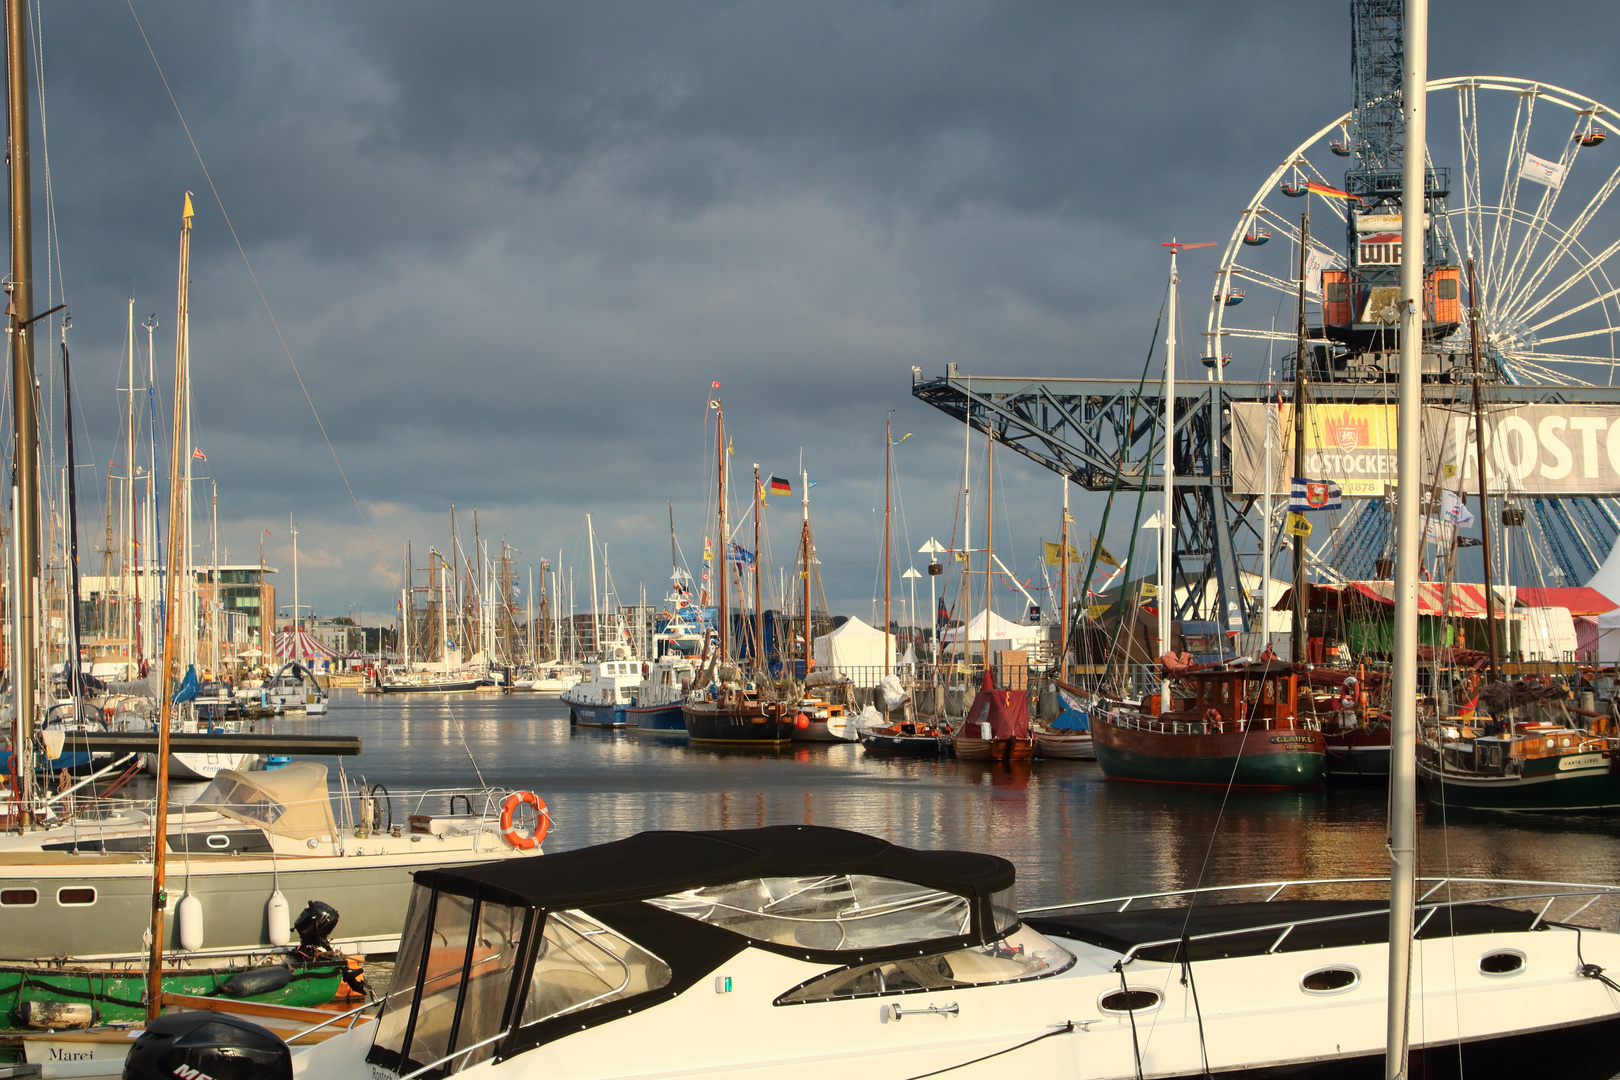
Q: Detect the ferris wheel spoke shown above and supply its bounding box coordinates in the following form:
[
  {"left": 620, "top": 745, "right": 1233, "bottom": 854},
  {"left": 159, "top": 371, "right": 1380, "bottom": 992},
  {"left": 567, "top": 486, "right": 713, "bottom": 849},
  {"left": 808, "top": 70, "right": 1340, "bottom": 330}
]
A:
[
  {"left": 1496, "top": 350, "right": 1598, "bottom": 381},
  {"left": 1527, "top": 281, "right": 1620, "bottom": 334},
  {"left": 1497, "top": 121, "right": 1583, "bottom": 313},
  {"left": 1224, "top": 263, "right": 1313, "bottom": 299},
  {"left": 1507, "top": 231, "right": 1620, "bottom": 326},
  {"left": 1455, "top": 84, "right": 1487, "bottom": 269},
  {"left": 1484, "top": 92, "right": 1538, "bottom": 303},
  {"left": 1501, "top": 163, "right": 1620, "bottom": 322},
  {"left": 1525, "top": 326, "right": 1618, "bottom": 347},
  {"left": 1221, "top": 327, "right": 1300, "bottom": 344}
]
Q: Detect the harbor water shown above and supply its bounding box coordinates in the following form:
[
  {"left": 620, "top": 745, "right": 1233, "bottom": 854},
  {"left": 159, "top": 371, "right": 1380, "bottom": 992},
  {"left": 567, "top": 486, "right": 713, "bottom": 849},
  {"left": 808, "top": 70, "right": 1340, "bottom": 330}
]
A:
[{"left": 251, "top": 690, "right": 1620, "bottom": 914}]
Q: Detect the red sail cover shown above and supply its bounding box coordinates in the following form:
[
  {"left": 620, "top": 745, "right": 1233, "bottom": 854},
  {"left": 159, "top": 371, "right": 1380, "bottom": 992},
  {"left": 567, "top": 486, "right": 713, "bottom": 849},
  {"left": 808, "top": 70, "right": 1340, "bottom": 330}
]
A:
[{"left": 964, "top": 670, "right": 1029, "bottom": 739}]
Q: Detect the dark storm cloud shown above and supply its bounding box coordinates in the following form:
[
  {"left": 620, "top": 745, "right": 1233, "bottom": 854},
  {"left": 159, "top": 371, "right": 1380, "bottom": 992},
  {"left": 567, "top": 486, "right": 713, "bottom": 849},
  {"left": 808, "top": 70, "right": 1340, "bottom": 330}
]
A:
[{"left": 24, "top": 0, "right": 1620, "bottom": 620}]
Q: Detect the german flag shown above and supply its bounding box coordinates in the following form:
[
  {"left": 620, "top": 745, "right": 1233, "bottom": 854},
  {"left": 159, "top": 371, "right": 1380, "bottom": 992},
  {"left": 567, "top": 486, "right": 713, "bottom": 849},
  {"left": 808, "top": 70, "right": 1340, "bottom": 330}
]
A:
[
  {"left": 768, "top": 476, "right": 792, "bottom": 495},
  {"left": 1305, "top": 181, "right": 1360, "bottom": 202}
]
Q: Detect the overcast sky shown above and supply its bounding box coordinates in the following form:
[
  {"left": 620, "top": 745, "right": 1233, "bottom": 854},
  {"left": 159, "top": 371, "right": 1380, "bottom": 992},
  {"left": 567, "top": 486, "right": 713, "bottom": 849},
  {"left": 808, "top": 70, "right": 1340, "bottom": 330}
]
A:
[{"left": 19, "top": 0, "right": 1620, "bottom": 629}]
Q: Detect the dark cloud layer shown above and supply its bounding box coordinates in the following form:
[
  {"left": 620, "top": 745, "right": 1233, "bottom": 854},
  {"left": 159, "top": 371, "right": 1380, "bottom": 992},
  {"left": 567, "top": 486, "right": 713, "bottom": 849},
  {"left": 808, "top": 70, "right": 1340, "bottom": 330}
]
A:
[{"left": 21, "top": 1, "right": 1620, "bottom": 622}]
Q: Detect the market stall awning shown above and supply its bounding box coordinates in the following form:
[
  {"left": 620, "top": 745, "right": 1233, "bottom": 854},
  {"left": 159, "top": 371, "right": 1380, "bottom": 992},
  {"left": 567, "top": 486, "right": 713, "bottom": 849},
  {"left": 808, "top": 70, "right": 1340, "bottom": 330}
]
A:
[{"left": 1274, "top": 581, "right": 1514, "bottom": 619}]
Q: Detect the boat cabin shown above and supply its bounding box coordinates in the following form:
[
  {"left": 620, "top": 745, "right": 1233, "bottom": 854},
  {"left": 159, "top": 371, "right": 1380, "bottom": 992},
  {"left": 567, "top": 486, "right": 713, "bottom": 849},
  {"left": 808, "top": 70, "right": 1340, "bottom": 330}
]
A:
[
  {"left": 1141, "top": 660, "right": 1307, "bottom": 732},
  {"left": 364, "top": 826, "right": 1073, "bottom": 1078}
]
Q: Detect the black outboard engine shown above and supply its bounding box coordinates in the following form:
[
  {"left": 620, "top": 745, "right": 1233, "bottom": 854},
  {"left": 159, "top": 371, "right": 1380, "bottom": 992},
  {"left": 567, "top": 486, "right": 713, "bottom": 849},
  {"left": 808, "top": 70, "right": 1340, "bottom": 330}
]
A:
[
  {"left": 122, "top": 1012, "right": 291, "bottom": 1080},
  {"left": 292, "top": 900, "right": 340, "bottom": 959}
]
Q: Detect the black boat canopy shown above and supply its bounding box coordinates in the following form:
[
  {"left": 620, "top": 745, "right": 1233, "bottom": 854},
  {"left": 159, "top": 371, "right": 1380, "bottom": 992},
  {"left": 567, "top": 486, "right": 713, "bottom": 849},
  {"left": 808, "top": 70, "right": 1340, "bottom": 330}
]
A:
[{"left": 414, "top": 825, "right": 1016, "bottom": 914}]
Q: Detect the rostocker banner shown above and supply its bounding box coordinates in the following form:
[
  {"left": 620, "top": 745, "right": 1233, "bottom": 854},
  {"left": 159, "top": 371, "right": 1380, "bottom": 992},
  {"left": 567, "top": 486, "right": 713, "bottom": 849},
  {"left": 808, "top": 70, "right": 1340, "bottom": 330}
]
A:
[{"left": 1229, "top": 402, "right": 1620, "bottom": 497}]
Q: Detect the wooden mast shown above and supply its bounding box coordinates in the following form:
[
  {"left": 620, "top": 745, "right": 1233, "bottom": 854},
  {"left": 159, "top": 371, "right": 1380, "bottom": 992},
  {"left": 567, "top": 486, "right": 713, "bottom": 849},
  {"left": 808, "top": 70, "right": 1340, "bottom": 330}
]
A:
[
  {"left": 984, "top": 427, "right": 994, "bottom": 680},
  {"left": 1059, "top": 478, "right": 1070, "bottom": 680},
  {"left": 1467, "top": 257, "right": 1500, "bottom": 681},
  {"left": 1291, "top": 210, "right": 1311, "bottom": 664},
  {"left": 884, "top": 419, "right": 892, "bottom": 677},
  {"left": 147, "top": 191, "right": 194, "bottom": 1020}
]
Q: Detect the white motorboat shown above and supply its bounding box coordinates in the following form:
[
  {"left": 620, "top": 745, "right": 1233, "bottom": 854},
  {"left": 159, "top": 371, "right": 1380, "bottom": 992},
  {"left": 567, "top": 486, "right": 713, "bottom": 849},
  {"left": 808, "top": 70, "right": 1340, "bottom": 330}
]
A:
[{"left": 114, "top": 824, "right": 1620, "bottom": 1080}]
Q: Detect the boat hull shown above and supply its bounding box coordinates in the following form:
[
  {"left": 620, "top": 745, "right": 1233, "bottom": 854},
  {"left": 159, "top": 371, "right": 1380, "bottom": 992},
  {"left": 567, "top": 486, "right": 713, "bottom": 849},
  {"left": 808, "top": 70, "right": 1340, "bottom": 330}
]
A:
[
  {"left": 374, "top": 678, "right": 482, "bottom": 694},
  {"left": 682, "top": 700, "right": 795, "bottom": 745},
  {"left": 569, "top": 701, "right": 628, "bottom": 728},
  {"left": 860, "top": 731, "right": 951, "bottom": 755},
  {"left": 1093, "top": 715, "right": 1325, "bottom": 786},
  {"left": 1035, "top": 731, "right": 1095, "bottom": 759},
  {"left": 626, "top": 702, "right": 686, "bottom": 731},
  {"left": 953, "top": 736, "right": 1032, "bottom": 762},
  {"left": 1418, "top": 756, "right": 1620, "bottom": 811},
  {"left": 0, "top": 959, "right": 346, "bottom": 1030}
]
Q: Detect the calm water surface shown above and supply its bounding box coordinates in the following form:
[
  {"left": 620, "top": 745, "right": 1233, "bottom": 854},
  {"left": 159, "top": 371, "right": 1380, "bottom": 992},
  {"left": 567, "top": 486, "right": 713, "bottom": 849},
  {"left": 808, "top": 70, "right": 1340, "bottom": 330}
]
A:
[{"left": 239, "top": 689, "right": 1620, "bottom": 912}]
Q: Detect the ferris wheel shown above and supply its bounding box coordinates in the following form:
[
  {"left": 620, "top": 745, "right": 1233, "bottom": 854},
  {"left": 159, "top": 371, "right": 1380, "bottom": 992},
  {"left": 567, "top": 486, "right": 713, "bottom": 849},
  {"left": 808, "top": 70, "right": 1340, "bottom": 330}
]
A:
[
  {"left": 1208, "top": 76, "right": 1619, "bottom": 386},
  {"left": 1207, "top": 76, "right": 1620, "bottom": 586}
]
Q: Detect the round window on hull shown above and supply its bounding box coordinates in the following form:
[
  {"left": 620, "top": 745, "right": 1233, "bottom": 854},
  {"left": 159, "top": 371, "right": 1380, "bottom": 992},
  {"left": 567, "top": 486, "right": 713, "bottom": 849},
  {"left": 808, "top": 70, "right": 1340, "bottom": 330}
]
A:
[
  {"left": 1099, "top": 988, "right": 1162, "bottom": 1014},
  {"left": 1300, "top": 966, "right": 1360, "bottom": 994},
  {"left": 1480, "top": 950, "right": 1526, "bottom": 976}
]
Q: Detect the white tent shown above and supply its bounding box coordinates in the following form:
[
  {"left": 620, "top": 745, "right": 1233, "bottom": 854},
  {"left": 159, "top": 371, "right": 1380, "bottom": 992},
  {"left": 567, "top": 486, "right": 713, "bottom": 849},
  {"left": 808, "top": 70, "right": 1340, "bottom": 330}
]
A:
[
  {"left": 812, "top": 616, "right": 896, "bottom": 681},
  {"left": 941, "top": 609, "right": 1045, "bottom": 656},
  {"left": 1597, "top": 608, "right": 1620, "bottom": 665}
]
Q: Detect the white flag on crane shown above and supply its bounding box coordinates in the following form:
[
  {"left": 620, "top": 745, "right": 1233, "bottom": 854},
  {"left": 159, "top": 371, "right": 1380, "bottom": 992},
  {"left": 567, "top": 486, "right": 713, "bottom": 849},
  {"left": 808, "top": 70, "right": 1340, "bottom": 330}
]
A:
[{"left": 1520, "top": 151, "right": 1566, "bottom": 188}]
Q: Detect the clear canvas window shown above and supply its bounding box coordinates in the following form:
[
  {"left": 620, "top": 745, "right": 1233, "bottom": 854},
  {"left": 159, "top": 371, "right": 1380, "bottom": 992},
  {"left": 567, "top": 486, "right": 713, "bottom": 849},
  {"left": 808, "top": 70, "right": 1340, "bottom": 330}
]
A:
[
  {"left": 648, "top": 874, "right": 976, "bottom": 951},
  {"left": 371, "top": 884, "right": 434, "bottom": 1062},
  {"left": 777, "top": 924, "right": 1074, "bottom": 1004},
  {"left": 522, "top": 910, "right": 671, "bottom": 1025}
]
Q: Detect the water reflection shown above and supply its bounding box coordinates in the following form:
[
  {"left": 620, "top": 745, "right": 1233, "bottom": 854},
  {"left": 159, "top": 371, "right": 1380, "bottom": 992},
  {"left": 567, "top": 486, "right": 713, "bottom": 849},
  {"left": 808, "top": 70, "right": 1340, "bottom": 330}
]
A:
[{"left": 188, "top": 690, "right": 1620, "bottom": 912}]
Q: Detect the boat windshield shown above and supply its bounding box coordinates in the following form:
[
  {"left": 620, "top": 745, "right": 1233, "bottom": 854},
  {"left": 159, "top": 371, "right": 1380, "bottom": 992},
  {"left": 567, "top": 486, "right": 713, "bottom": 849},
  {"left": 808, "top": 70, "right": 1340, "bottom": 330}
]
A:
[
  {"left": 370, "top": 885, "right": 530, "bottom": 1075},
  {"left": 521, "top": 909, "right": 672, "bottom": 1026},
  {"left": 777, "top": 923, "right": 1075, "bottom": 1004},
  {"left": 648, "top": 874, "right": 993, "bottom": 951}
]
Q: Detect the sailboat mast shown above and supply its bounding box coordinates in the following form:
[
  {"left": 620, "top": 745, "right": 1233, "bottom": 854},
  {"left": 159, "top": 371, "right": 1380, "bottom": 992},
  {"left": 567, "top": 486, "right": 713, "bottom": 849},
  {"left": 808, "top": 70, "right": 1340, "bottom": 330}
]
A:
[
  {"left": 753, "top": 465, "right": 763, "bottom": 676},
  {"left": 6, "top": 0, "right": 41, "bottom": 820},
  {"left": 716, "top": 404, "right": 728, "bottom": 667},
  {"left": 1059, "top": 477, "right": 1069, "bottom": 681},
  {"left": 1387, "top": 0, "right": 1428, "bottom": 1070},
  {"left": 147, "top": 191, "right": 194, "bottom": 1019},
  {"left": 290, "top": 517, "right": 299, "bottom": 666},
  {"left": 586, "top": 513, "right": 599, "bottom": 657},
  {"left": 802, "top": 469, "right": 811, "bottom": 682},
  {"left": 61, "top": 330, "right": 84, "bottom": 703},
  {"left": 885, "top": 419, "right": 892, "bottom": 678},
  {"left": 1292, "top": 211, "right": 1311, "bottom": 664},
  {"left": 1160, "top": 248, "right": 1177, "bottom": 712},
  {"left": 1467, "top": 257, "right": 1500, "bottom": 680},
  {"left": 984, "top": 430, "right": 994, "bottom": 675},
  {"left": 124, "top": 298, "right": 135, "bottom": 653}
]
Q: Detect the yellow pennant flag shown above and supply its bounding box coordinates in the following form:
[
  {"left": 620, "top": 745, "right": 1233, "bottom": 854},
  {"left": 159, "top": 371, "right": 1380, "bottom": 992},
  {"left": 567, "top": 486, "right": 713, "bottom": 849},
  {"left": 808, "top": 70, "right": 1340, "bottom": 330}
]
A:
[
  {"left": 1285, "top": 512, "right": 1313, "bottom": 537},
  {"left": 954, "top": 551, "right": 970, "bottom": 563},
  {"left": 1139, "top": 582, "right": 1158, "bottom": 599},
  {"left": 1094, "top": 541, "right": 1120, "bottom": 569},
  {"left": 1086, "top": 604, "right": 1111, "bottom": 620},
  {"left": 1043, "top": 541, "right": 1082, "bottom": 566}
]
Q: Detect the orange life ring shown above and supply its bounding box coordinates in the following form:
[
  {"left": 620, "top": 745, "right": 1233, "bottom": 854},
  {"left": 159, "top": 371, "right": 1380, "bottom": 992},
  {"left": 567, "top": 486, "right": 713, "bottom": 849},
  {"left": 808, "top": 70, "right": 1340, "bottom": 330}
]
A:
[{"left": 500, "top": 791, "right": 549, "bottom": 850}]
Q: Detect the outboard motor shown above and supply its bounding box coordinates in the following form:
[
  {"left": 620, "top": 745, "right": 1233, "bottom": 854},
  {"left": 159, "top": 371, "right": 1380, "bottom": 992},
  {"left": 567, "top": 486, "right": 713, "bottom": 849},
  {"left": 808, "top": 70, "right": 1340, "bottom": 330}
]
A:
[
  {"left": 122, "top": 1011, "right": 291, "bottom": 1080},
  {"left": 291, "top": 900, "right": 340, "bottom": 960}
]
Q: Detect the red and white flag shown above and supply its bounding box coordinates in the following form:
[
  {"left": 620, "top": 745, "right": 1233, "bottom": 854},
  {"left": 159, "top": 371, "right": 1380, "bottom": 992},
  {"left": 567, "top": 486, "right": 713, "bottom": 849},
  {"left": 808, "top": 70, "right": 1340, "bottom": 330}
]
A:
[{"left": 192, "top": 447, "right": 207, "bottom": 461}]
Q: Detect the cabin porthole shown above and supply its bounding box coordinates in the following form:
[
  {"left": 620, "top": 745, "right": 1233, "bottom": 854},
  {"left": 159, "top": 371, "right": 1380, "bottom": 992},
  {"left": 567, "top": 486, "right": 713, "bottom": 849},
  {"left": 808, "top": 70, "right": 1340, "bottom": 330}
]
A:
[
  {"left": 1300, "top": 966, "right": 1360, "bottom": 994},
  {"left": 1099, "top": 987, "right": 1162, "bottom": 1014},
  {"left": 0, "top": 888, "right": 38, "bottom": 906},
  {"left": 57, "top": 887, "right": 95, "bottom": 906},
  {"left": 206, "top": 834, "right": 231, "bottom": 850},
  {"left": 1479, "top": 950, "right": 1526, "bottom": 977}
]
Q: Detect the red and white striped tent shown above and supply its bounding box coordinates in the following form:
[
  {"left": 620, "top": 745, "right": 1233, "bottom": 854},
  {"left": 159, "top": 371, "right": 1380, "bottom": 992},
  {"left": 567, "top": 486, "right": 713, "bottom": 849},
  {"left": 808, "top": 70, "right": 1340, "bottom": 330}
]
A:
[{"left": 273, "top": 627, "right": 341, "bottom": 660}]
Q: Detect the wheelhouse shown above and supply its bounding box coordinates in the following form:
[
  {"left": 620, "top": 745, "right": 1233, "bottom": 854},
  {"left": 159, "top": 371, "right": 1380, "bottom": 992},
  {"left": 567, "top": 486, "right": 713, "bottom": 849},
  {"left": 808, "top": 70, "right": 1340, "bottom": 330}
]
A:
[{"left": 364, "top": 826, "right": 1062, "bottom": 1078}]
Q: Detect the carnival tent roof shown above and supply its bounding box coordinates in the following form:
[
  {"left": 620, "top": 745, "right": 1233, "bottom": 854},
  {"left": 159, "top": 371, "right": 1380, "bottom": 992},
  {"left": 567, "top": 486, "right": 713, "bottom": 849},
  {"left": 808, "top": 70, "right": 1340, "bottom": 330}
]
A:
[
  {"left": 273, "top": 627, "right": 341, "bottom": 659},
  {"left": 1275, "top": 581, "right": 1515, "bottom": 620},
  {"left": 1512, "top": 587, "right": 1618, "bottom": 616}
]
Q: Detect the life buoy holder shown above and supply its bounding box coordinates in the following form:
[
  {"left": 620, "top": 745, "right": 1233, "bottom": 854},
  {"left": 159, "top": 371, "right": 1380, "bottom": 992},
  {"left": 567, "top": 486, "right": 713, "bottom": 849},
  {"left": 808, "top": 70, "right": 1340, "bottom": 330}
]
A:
[
  {"left": 500, "top": 791, "right": 550, "bottom": 850},
  {"left": 642, "top": 662, "right": 649, "bottom": 676},
  {"left": 1204, "top": 708, "right": 1222, "bottom": 734}
]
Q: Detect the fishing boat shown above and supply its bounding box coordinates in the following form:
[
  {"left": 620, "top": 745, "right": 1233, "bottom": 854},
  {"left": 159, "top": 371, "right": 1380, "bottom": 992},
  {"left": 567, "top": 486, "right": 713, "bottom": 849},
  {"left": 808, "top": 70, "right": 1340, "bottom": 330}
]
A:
[
  {"left": 952, "top": 669, "right": 1033, "bottom": 762},
  {"left": 858, "top": 714, "right": 952, "bottom": 754},
  {"left": 263, "top": 660, "right": 329, "bottom": 715},
  {"left": 1089, "top": 661, "right": 1325, "bottom": 785},
  {"left": 628, "top": 551, "right": 707, "bottom": 733},
  {"left": 561, "top": 650, "right": 641, "bottom": 728},
  {"left": 136, "top": 823, "right": 1620, "bottom": 1080},
  {"left": 682, "top": 400, "right": 795, "bottom": 746},
  {"left": 1035, "top": 684, "right": 1095, "bottom": 759},
  {"left": 1417, "top": 716, "right": 1620, "bottom": 811}
]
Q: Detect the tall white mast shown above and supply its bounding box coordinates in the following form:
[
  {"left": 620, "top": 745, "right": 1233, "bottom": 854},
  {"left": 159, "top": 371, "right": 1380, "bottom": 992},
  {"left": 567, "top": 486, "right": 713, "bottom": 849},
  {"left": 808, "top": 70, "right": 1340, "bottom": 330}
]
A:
[
  {"left": 1159, "top": 247, "right": 1178, "bottom": 712},
  {"left": 1386, "top": 0, "right": 1427, "bottom": 1073},
  {"left": 290, "top": 516, "right": 300, "bottom": 666},
  {"left": 439, "top": 560, "right": 450, "bottom": 669},
  {"left": 586, "top": 514, "right": 600, "bottom": 657},
  {"left": 123, "top": 298, "right": 135, "bottom": 651}
]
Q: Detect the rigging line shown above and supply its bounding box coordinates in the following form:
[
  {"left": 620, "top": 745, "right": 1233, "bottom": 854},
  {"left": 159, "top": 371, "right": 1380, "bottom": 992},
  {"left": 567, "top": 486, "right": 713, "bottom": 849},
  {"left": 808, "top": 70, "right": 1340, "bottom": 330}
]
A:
[{"left": 125, "top": 1, "right": 396, "bottom": 596}]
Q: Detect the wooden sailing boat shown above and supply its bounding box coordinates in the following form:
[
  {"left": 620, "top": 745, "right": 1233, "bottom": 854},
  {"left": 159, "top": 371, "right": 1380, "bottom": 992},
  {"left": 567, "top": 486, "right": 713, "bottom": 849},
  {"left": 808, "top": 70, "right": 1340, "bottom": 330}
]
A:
[
  {"left": 681, "top": 397, "right": 795, "bottom": 745},
  {"left": 953, "top": 420, "right": 1032, "bottom": 762},
  {"left": 1085, "top": 241, "right": 1324, "bottom": 785}
]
